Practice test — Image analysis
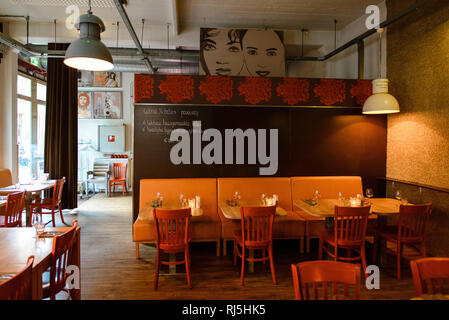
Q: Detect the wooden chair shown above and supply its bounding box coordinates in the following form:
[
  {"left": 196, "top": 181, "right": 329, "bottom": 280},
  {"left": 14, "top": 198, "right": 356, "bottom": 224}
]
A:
[
  {"left": 233, "top": 205, "right": 277, "bottom": 286},
  {"left": 410, "top": 257, "right": 449, "bottom": 297},
  {"left": 30, "top": 177, "right": 66, "bottom": 227},
  {"left": 0, "top": 256, "right": 34, "bottom": 300},
  {"left": 291, "top": 260, "right": 361, "bottom": 300},
  {"left": 319, "top": 205, "right": 370, "bottom": 276},
  {"left": 0, "top": 191, "right": 25, "bottom": 227},
  {"left": 42, "top": 220, "right": 78, "bottom": 300},
  {"left": 86, "top": 161, "right": 110, "bottom": 196},
  {"left": 109, "top": 163, "right": 128, "bottom": 196},
  {"left": 373, "top": 203, "right": 432, "bottom": 280},
  {"left": 153, "top": 208, "right": 191, "bottom": 289}
]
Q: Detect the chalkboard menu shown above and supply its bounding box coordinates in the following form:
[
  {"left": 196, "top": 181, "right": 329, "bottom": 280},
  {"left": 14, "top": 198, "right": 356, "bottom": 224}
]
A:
[{"left": 133, "top": 104, "right": 387, "bottom": 219}]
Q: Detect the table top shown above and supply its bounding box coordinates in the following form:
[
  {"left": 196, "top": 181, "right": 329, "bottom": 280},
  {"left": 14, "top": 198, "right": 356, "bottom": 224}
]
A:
[
  {"left": 0, "top": 181, "right": 56, "bottom": 195},
  {"left": 139, "top": 202, "right": 203, "bottom": 220},
  {"left": 412, "top": 294, "right": 449, "bottom": 300},
  {"left": 0, "top": 227, "right": 70, "bottom": 281},
  {"left": 293, "top": 198, "right": 401, "bottom": 218},
  {"left": 220, "top": 200, "right": 287, "bottom": 220}
]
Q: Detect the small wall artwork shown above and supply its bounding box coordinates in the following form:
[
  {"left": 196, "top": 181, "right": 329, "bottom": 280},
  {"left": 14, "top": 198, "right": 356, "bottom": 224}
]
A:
[
  {"left": 93, "top": 71, "right": 121, "bottom": 88},
  {"left": 78, "top": 70, "right": 93, "bottom": 87},
  {"left": 78, "top": 92, "right": 92, "bottom": 119},
  {"left": 93, "top": 92, "right": 122, "bottom": 119}
]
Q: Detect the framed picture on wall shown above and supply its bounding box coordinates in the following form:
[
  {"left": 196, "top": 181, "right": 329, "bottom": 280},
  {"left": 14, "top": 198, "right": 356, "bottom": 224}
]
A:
[
  {"left": 93, "top": 92, "right": 122, "bottom": 119},
  {"left": 78, "top": 70, "right": 93, "bottom": 87},
  {"left": 78, "top": 92, "right": 92, "bottom": 119},
  {"left": 93, "top": 71, "right": 121, "bottom": 88}
]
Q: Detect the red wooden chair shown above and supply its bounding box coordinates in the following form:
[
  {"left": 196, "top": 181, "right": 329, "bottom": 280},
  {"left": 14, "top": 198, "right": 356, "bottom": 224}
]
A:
[
  {"left": 42, "top": 220, "right": 78, "bottom": 300},
  {"left": 153, "top": 208, "right": 191, "bottom": 289},
  {"left": 291, "top": 260, "right": 361, "bottom": 300},
  {"left": 109, "top": 163, "right": 128, "bottom": 196},
  {"left": 0, "top": 256, "right": 34, "bottom": 300},
  {"left": 233, "top": 205, "right": 277, "bottom": 286},
  {"left": 30, "top": 177, "right": 66, "bottom": 227},
  {"left": 0, "top": 191, "right": 25, "bottom": 227},
  {"left": 319, "top": 205, "right": 370, "bottom": 276},
  {"left": 410, "top": 257, "right": 449, "bottom": 297},
  {"left": 373, "top": 203, "right": 432, "bottom": 280}
]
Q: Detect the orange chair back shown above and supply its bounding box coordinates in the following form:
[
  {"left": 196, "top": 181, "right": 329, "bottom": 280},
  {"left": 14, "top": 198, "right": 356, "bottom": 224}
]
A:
[
  {"left": 52, "top": 177, "right": 65, "bottom": 204},
  {"left": 410, "top": 257, "right": 449, "bottom": 297},
  {"left": 3, "top": 191, "right": 25, "bottom": 227},
  {"left": 240, "top": 206, "right": 275, "bottom": 247},
  {"left": 333, "top": 206, "right": 370, "bottom": 247},
  {"left": 154, "top": 208, "right": 191, "bottom": 251},
  {"left": 397, "top": 203, "right": 432, "bottom": 243},
  {"left": 112, "top": 163, "right": 127, "bottom": 180},
  {"left": 0, "top": 256, "right": 34, "bottom": 300},
  {"left": 48, "top": 220, "right": 78, "bottom": 299},
  {"left": 291, "top": 260, "right": 361, "bottom": 300}
]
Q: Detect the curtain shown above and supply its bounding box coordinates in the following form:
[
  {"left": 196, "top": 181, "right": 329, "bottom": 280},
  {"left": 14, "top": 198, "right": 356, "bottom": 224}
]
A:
[{"left": 44, "top": 43, "right": 78, "bottom": 209}]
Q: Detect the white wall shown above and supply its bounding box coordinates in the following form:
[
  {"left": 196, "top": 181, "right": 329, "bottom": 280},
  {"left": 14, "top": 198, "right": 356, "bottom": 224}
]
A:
[
  {"left": 78, "top": 72, "right": 134, "bottom": 189},
  {"left": 0, "top": 22, "right": 18, "bottom": 182}
]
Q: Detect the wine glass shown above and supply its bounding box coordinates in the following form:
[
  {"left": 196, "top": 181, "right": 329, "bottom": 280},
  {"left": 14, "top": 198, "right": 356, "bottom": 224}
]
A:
[
  {"left": 395, "top": 190, "right": 402, "bottom": 201},
  {"left": 32, "top": 213, "right": 45, "bottom": 236},
  {"left": 366, "top": 188, "right": 374, "bottom": 204},
  {"left": 261, "top": 193, "right": 265, "bottom": 205}
]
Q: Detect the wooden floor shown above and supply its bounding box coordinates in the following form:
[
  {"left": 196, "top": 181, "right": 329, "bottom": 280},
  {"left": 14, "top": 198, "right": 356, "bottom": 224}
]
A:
[{"left": 53, "top": 193, "right": 418, "bottom": 300}]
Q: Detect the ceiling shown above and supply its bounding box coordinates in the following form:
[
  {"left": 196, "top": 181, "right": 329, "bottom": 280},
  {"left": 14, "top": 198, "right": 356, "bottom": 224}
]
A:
[{"left": 1, "top": 0, "right": 383, "bottom": 31}]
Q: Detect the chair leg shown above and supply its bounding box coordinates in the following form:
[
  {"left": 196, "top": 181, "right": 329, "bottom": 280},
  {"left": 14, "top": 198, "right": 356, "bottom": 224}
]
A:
[
  {"left": 396, "top": 242, "right": 402, "bottom": 280},
  {"left": 135, "top": 243, "right": 139, "bottom": 259},
  {"left": 122, "top": 182, "right": 125, "bottom": 196},
  {"left": 124, "top": 182, "right": 128, "bottom": 194},
  {"left": 300, "top": 237, "right": 304, "bottom": 255},
  {"left": 233, "top": 241, "right": 237, "bottom": 266},
  {"left": 223, "top": 240, "right": 227, "bottom": 256},
  {"left": 185, "top": 247, "right": 192, "bottom": 289},
  {"left": 421, "top": 241, "right": 426, "bottom": 257},
  {"left": 240, "top": 248, "right": 245, "bottom": 286},
  {"left": 318, "top": 235, "right": 323, "bottom": 260},
  {"left": 51, "top": 209, "right": 56, "bottom": 227},
  {"left": 59, "top": 206, "right": 65, "bottom": 225},
  {"left": 154, "top": 249, "right": 160, "bottom": 290},
  {"left": 372, "top": 236, "right": 378, "bottom": 263},
  {"left": 361, "top": 245, "right": 368, "bottom": 278},
  {"left": 268, "top": 245, "right": 277, "bottom": 285},
  {"left": 216, "top": 240, "right": 220, "bottom": 257}
]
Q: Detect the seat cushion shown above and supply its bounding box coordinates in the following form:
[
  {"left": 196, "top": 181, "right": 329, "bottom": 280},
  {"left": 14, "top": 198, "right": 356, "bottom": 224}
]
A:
[{"left": 133, "top": 207, "right": 221, "bottom": 242}]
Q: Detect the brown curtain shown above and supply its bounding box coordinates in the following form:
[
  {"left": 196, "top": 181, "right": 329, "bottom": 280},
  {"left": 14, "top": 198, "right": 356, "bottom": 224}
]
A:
[{"left": 44, "top": 43, "right": 78, "bottom": 209}]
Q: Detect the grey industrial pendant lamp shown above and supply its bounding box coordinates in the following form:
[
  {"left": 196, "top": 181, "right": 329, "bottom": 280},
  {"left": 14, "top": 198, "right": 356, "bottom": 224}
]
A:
[{"left": 64, "top": 0, "right": 114, "bottom": 71}]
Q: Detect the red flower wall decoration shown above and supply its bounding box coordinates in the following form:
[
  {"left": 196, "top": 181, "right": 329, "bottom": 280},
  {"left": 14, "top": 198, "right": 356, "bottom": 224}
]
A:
[
  {"left": 276, "top": 78, "right": 310, "bottom": 105},
  {"left": 313, "top": 79, "right": 346, "bottom": 106},
  {"left": 350, "top": 80, "right": 372, "bottom": 105},
  {"left": 134, "top": 74, "right": 154, "bottom": 103},
  {"left": 159, "top": 75, "right": 194, "bottom": 103},
  {"left": 199, "top": 76, "right": 234, "bottom": 104},
  {"left": 238, "top": 77, "right": 272, "bottom": 105}
]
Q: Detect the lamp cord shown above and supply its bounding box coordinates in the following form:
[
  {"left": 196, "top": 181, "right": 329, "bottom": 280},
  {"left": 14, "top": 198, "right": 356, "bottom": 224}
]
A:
[
  {"left": 88, "top": 0, "right": 92, "bottom": 14},
  {"left": 378, "top": 28, "right": 384, "bottom": 79}
]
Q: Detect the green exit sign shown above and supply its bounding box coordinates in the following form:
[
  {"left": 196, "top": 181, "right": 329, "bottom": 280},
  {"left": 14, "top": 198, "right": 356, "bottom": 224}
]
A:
[{"left": 30, "top": 57, "right": 40, "bottom": 67}]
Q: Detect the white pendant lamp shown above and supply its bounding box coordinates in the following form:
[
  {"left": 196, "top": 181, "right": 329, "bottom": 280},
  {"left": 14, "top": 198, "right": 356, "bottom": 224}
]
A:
[
  {"left": 64, "top": 0, "right": 113, "bottom": 71},
  {"left": 363, "top": 28, "right": 400, "bottom": 114}
]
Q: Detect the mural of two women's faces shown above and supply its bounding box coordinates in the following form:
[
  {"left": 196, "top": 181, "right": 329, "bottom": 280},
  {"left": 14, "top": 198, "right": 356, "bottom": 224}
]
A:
[{"left": 200, "top": 28, "right": 286, "bottom": 77}]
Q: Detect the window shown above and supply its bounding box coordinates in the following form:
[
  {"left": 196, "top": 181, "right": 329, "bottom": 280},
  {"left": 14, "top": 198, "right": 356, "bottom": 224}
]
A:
[{"left": 17, "top": 74, "right": 46, "bottom": 183}]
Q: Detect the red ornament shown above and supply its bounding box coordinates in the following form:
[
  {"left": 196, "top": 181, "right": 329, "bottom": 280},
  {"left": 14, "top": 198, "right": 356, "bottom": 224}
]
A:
[
  {"left": 238, "top": 77, "right": 272, "bottom": 105},
  {"left": 199, "top": 76, "right": 234, "bottom": 104},
  {"left": 134, "top": 74, "right": 154, "bottom": 103},
  {"left": 159, "top": 75, "right": 194, "bottom": 103},
  {"left": 276, "top": 78, "right": 310, "bottom": 105},
  {"left": 350, "top": 80, "right": 372, "bottom": 105},
  {"left": 313, "top": 79, "right": 346, "bottom": 106}
]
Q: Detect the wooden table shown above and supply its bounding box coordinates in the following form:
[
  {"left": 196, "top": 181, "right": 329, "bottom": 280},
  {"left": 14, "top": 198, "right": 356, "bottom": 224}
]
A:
[
  {"left": 294, "top": 198, "right": 401, "bottom": 264},
  {"left": 220, "top": 200, "right": 287, "bottom": 272},
  {"left": 412, "top": 294, "right": 449, "bottom": 300},
  {"left": 0, "top": 227, "right": 81, "bottom": 300},
  {"left": 0, "top": 181, "right": 56, "bottom": 227},
  {"left": 220, "top": 200, "right": 287, "bottom": 219}
]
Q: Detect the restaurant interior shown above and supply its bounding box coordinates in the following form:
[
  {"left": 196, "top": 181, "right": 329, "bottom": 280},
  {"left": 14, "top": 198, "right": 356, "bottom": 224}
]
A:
[{"left": 0, "top": 0, "right": 448, "bottom": 304}]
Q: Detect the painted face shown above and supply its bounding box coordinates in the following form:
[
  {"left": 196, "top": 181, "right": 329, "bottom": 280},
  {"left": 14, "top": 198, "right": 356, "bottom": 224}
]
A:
[
  {"left": 242, "top": 30, "right": 285, "bottom": 77},
  {"left": 201, "top": 29, "right": 244, "bottom": 76},
  {"left": 79, "top": 94, "right": 89, "bottom": 108}
]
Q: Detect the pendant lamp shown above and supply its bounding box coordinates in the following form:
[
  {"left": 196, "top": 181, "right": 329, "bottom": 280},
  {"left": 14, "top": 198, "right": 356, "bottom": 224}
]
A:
[
  {"left": 64, "top": 0, "right": 113, "bottom": 71},
  {"left": 363, "top": 28, "right": 399, "bottom": 114}
]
